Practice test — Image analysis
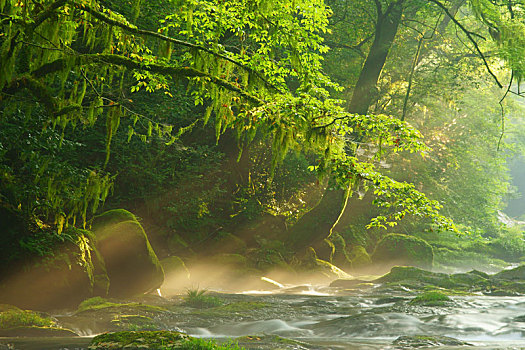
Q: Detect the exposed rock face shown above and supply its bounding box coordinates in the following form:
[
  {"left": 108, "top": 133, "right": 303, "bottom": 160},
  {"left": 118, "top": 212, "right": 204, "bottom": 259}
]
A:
[
  {"left": 92, "top": 210, "right": 164, "bottom": 298},
  {"left": 372, "top": 233, "right": 433, "bottom": 269}
]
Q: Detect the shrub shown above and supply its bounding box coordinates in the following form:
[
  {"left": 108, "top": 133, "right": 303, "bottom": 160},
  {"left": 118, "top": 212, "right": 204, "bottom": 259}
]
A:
[{"left": 183, "top": 289, "right": 223, "bottom": 308}]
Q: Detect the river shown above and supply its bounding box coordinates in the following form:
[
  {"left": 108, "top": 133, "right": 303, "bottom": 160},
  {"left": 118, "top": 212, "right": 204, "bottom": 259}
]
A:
[{"left": 3, "top": 281, "right": 525, "bottom": 349}]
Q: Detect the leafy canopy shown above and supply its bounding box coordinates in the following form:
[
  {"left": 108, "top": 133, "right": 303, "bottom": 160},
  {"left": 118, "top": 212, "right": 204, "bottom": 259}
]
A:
[{"left": 0, "top": 0, "right": 456, "bottom": 232}]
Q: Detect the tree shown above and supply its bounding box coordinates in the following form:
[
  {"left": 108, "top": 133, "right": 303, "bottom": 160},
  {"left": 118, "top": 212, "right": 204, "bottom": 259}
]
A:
[
  {"left": 286, "top": 0, "right": 525, "bottom": 254},
  {"left": 0, "top": 0, "right": 454, "bottom": 241}
]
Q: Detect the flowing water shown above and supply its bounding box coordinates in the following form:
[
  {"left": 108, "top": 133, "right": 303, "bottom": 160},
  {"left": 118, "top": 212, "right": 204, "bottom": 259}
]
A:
[{"left": 4, "top": 284, "right": 525, "bottom": 349}]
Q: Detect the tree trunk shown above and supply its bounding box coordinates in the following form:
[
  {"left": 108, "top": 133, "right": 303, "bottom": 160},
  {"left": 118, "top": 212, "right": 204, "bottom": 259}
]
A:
[
  {"left": 286, "top": 1, "right": 404, "bottom": 256},
  {"left": 348, "top": 2, "right": 403, "bottom": 115}
]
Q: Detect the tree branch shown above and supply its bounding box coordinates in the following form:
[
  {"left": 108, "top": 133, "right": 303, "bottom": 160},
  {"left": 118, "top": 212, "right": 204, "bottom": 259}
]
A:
[
  {"left": 70, "top": 1, "right": 281, "bottom": 93},
  {"left": 31, "top": 54, "right": 264, "bottom": 105},
  {"left": 325, "top": 35, "right": 372, "bottom": 58},
  {"left": 428, "top": 0, "right": 503, "bottom": 88}
]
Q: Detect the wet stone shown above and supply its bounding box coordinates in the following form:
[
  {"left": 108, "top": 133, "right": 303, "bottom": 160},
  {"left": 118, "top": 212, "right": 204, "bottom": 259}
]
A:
[{"left": 392, "top": 335, "right": 472, "bottom": 348}]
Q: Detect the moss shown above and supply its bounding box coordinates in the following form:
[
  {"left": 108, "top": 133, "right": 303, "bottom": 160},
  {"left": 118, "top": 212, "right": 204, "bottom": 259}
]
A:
[
  {"left": 0, "top": 326, "right": 78, "bottom": 337},
  {"left": 90, "top": 330, "right": 187, "bottom": 348},
  {"left": 494, "top": 264, "right": 525, "bottom": 281},
  {"left": 91, "top": 209, "right": 138, "bottom": 232},
  {"left": 110, "top": 315, "right": 158, "bottom": 331},
  {"left": 393, "top": 335, "right": 471, "bottom": 347},
  {"left": 450, "top": 272, "right": 489, "bottom": 288},
  {"left": 0, "top": 309, "right": 55, "bottom": 328},
  {"left": 93, "top": 219, "right": 164, "bottom": 297},
  {"left": 329, "top": 278, "right": 373, "bottom": 288},
  {"left": 348, "top": 245, "right": 372, "bottom": 268},
  {"left": 162, "top": 256, "right": 191, "bottom": 280},
  {"left": 77, "top": 297, "right": 167, "bottom": 314},
  {"left": 89, "top": 331, "right": 244, "bottom": 349},
  {"left": 236, "top": 335, "right": 309, "bottom": 347},
  {"left": 0, "top": 304, "right": 21, "bottom": 312},
  {"left": 375, "top": 266, "right": 456, "bottom": 289},
  {"left": 410, "top": 291, "right": 451, "bottom": 306},
  {"left": 372, "top": 234, "right": 433, "bottom": 269}
]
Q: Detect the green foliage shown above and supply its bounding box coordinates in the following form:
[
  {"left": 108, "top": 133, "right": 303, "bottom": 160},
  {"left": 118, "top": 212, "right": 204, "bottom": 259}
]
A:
[
  {"left": 0, "top": 0, "right": 461, "bottom": 240},
  {"left": 184, "top": 289, "right": 224, "bottom": 308},
  {"left": 490, "top": 226, "right": 525, "bottom": 261}
]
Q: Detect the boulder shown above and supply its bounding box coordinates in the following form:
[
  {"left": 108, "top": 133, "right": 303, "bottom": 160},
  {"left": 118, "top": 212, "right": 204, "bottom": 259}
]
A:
[
  {"left": 300, "top": 247, "right": 351, "bottom": 282},
  {"left": 393, "top": 335, "right": 471, "bottom": 348},
  {"left": 0, "top": 308, "right": 78, "bottom": 337},
  {"left": 329, "top": 279, "right": 371, "bottom": 288},
  {"left": 246, "top": 238, "right": 293, "bottom": 272},
  {"left": 348, "top": 245, "right": 372, "bottom": 268},
  {"left": 374, "top": 266, "right": 455, "bottom": 289},
  {"left": 409, "top": 291, "right": 451, "bottom": 306},
  {"left": 91, "top": 209, "right": 137, "bottom": 231},
  {"left": 493, "top": 264, "right": 525, "bottom": 281},
  {"left": 159, "top": 256, "right": 191, "bottom": 295},
  {"left": 0, "top": 326, "right": 78, "bottom": 337},
  {"left": 372, "top": 234, "right": 433, "bottom": 269},
  {"left": 0, "top": 229, "right": 108, "bottom": 310},
  {"left": 92, "top": 210, "right": 164, "bottom": 298}
]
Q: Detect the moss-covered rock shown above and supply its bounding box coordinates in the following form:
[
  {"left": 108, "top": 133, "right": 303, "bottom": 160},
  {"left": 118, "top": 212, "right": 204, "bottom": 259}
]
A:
[
  {"left": 409, "top": 291, "right": 451, "bottom": 306},
  {"left": 300, "top": 247, "right": 351, "bottom": 281},
  {"left": 372, "top": 234, "right": 433, "bottom": 269},
  {"left": 348, "top": 245, "right": 372, "bottom": 268},
  {"left": 493, "top": 264, "right": 525, "bottom": 281},
  {"left": 90, "top": 331, "right": 188, "bottom": 349},
  {"left": 236, "top": 335, "right": 312, "bottom": 349},
  {"left": 329, "top": 278, "right": 371, "bottom": 288},
  {"left": 393, "top": 335, "right": 471, "bottom": 348},
  {"left": 110, "top": 314, "right": 158, "bottom": 331},
  {"left": 0, "top": 308, "right": 77, "bottom": 337},
  {"left": 0, "top": 326, "right": 78, "bottom": 337},
  {"left": 91, "top": 209, "right": 137, "bottom": 232},
  {"left": 76, "top": 297, "right": 166, "bottom": 314},
  {"left": 89, "top": 331, "right": 240, "bottom": 350},
  {"left": 375, "top": 266, "right": 455, "bottom": 289},
  {"left": 92, "top": 210, "right": 164, "bottom": 298},
  {"left": 160, "top": 256, "right": 191, "bottom": 295},
  {"left": 0, "top": 229, "right": 108, "bottom": 310},
  {"left": 450, "top": 272, "right": 490, "bottom": 288},
  {"left": 245, "top": 238, "right": 294, "bottom": 275}
]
